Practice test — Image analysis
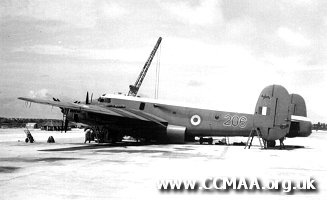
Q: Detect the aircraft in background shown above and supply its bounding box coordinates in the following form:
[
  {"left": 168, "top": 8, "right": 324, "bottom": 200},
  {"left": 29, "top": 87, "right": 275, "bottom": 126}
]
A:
[{"left": 18, "top": 84, "right": 312, "bottom": 147}]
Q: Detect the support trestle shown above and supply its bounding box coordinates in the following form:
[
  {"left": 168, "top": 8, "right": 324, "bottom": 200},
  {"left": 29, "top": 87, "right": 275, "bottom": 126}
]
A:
[{"left": 245, "top": 128, "right": 266, "bottom": 149}]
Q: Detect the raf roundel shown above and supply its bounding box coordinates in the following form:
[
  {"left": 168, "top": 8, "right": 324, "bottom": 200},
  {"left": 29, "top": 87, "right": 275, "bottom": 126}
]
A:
[{"left": 190, "top": 115, "right": 201, "bottom": 126}]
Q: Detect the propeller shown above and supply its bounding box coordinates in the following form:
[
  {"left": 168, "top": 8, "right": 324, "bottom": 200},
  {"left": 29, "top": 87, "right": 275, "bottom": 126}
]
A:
[
  {"left": 85, "top": 91, "right": 93, "bottom": 104},
  {"left": 61, "top": 117, "right": 64, "bottom": 133},
  {"left": 64, "top": 117, "right": 69, "bottom": 133},
  {"left": 86, "top": 92, "right": 89, "bottom": 104},
  {"left": 60, "top": 108, "right": 69, "bottom": 133},
  {"left": 58, "top": 92, "right": 93, "bottom": 132}
]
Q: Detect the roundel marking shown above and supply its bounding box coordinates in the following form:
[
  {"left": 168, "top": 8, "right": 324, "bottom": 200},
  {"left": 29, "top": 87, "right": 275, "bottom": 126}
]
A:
[{"left": 190, "top": 115, "right": 201, "bottom": 126}]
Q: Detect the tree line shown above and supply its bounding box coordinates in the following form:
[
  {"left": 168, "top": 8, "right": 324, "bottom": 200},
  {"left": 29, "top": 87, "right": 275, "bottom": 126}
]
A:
[
  {"left": 313, "top": 122, "right": 327, "bottom": 131},
  {"left": 0, "top": 117, "right": 62, "bottom": 128}
]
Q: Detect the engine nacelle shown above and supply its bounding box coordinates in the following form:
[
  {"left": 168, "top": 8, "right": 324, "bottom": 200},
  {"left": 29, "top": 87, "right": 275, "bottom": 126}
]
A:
[{"left": 166, "top": 125, "right": 186, "bottom": 143}]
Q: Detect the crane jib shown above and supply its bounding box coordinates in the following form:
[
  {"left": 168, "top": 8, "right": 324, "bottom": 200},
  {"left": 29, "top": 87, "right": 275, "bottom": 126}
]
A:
[{"left": 128, "top": 37, "right": 162, "bottom": 96}]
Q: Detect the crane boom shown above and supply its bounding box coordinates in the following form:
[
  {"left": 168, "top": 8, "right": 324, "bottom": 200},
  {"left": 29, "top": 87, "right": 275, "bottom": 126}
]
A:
[{"left": 128, "top": 37, "right": 162, "bottom": 96}]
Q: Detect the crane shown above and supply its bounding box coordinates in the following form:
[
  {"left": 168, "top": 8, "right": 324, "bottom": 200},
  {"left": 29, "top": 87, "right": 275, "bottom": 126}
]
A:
[{"left": 128, "top": 37, "right": 162, "bottom": 96}]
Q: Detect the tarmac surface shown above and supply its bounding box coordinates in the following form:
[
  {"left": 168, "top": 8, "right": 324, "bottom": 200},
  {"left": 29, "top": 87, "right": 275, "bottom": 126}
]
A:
[{"left": 0, "top": 128, "right": 326, "bottom": 200}]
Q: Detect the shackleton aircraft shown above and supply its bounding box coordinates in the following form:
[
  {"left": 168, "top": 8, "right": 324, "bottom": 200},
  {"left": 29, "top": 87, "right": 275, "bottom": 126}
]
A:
[{"left": 19, "top": 84, "right": 312, "bottom": 147}]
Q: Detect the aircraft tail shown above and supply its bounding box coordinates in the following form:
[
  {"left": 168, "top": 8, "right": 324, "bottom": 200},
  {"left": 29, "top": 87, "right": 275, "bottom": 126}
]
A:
[{"left": 254, "top": 85, "right": 312, "bottom": 141}]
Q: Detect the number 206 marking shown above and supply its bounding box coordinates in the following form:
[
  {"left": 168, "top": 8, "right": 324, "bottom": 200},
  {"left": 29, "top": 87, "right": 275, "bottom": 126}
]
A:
[{"left": 223, "top": 115, "right": 247, "bottom": 128}]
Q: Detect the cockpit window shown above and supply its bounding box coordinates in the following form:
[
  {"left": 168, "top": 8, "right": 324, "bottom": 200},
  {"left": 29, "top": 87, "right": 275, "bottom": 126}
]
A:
[{"left": 98, "top": 97, "right": 111, "bottom": 103}]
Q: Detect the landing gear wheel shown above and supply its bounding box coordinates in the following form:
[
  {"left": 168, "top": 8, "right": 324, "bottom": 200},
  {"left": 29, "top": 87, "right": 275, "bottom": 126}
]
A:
[
  {"left": 267, "top": 140, "right": 276, "bottom": 148},
  {"left": 199, "top": 137, "right": 213, "bottom": 145}
]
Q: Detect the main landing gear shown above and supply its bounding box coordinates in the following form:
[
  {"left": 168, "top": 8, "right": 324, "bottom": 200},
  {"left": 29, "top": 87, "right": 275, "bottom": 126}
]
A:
[
  {"left": 265, "top": 138, "right": 285, "bottom": 149},
  {"left": 85, "top": 126, "right": 123, "bottom": 144},
  {"left": 266, "top": 140, "right": 276, "bottom": 148},
  {"left": 245, "top": 128, "right": 286, "bottom": 149},
  {"left": 263, "top": 139, "right": 286, "bottom": 149}
]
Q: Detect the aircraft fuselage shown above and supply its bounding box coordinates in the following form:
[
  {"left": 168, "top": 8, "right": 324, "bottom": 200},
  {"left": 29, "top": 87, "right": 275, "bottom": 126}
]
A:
[{"left": 97, "top": 94, "right": 254, "bottom": 137}]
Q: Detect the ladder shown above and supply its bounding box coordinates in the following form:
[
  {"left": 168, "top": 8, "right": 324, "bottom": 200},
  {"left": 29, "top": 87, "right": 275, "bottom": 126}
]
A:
[{"left": 245, "top": 128, "right": 266, "bottom": 149}]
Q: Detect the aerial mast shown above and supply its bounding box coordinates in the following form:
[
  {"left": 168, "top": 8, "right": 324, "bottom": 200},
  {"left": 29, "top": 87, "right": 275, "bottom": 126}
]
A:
[{"left": 128, "top": 37, "right": 162, "bottom": 96}]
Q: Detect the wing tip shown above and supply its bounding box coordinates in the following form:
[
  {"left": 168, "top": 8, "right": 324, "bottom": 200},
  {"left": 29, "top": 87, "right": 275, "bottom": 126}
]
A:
[{"left": 18, "top": 97, "right": 31, "bottom": 101}]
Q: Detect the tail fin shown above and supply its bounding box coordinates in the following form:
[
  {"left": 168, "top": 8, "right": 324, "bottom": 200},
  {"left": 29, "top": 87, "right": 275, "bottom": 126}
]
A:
[
  {"left": 289, "top": 94, "right": 307, "bottom": 117},
  {"left": 254, "top": 85, "right": 291, "bottom": 141},
  {"left": 287, "top": 94, "right": 312, "bottom": 137},
  {"left": 254, "top": 85, "right": 311, "bottom": 140}
]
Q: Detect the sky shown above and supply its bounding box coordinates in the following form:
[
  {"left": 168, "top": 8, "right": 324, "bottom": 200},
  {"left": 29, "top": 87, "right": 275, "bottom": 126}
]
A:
[{"left": 0, "top": 0, "right": 326, "bottom": 123}]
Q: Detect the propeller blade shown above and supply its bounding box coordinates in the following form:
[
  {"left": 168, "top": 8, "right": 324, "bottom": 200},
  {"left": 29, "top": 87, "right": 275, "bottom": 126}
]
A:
[
  {"left": 64, "top": 118, "right": 69, "bottom": 133},
  {"left": 60, "top": 108, "right": 69, "bottom": 132},
  {"left": 61, "top": 117, "right": 64, "bottom": 133},
  {"left": 86, "top": 92, "right": 89, "bottom": 104},
  {"left": 61, "top": 109, "right": 65, "bottom": 133}
]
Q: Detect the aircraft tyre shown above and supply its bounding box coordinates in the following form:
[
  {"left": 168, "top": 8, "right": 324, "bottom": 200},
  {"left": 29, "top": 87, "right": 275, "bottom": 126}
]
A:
[
  {"left": 199, "top": 137, "right": 213, "bottom": 144},
  {"left": 267, "top": 140, "right": 276, "bottom": 148}
]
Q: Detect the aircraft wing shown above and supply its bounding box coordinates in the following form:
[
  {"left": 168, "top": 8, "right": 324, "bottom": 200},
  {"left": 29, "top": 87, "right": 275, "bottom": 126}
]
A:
[{"left": 18, "top": 97, "right": 168, "bottom": 127}]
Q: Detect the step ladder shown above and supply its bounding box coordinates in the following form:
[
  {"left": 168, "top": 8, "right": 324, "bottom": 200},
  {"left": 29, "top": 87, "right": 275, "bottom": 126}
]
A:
[{"left": 245, "top": 128, "right": 266, "bottom": 149}]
